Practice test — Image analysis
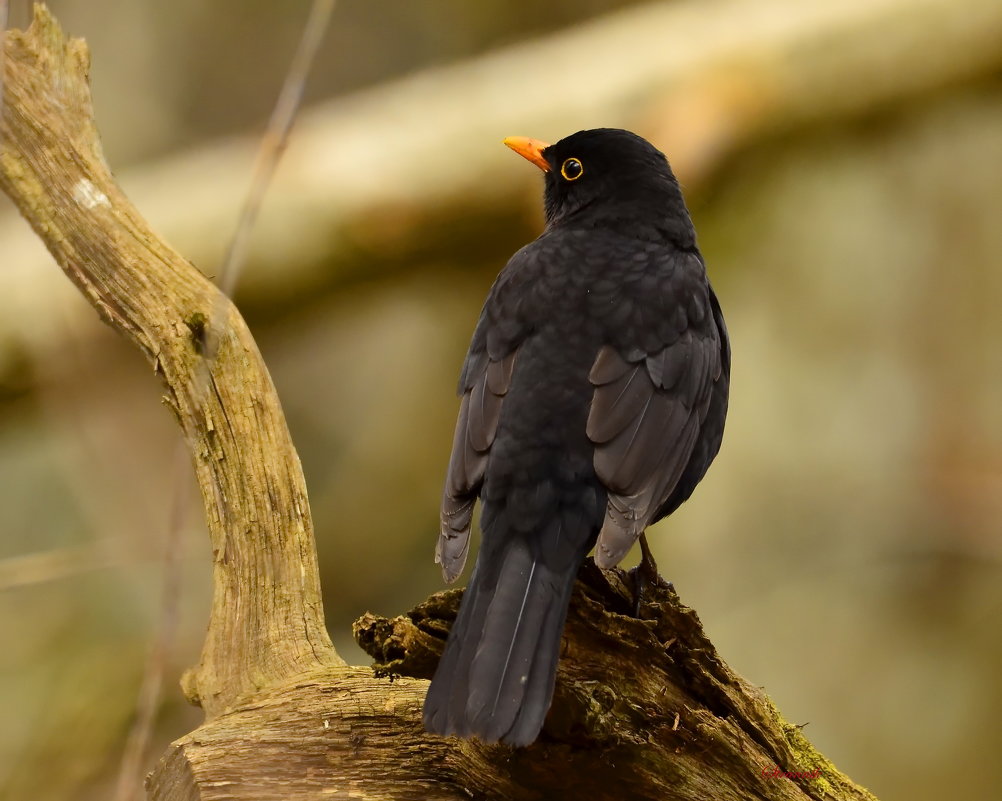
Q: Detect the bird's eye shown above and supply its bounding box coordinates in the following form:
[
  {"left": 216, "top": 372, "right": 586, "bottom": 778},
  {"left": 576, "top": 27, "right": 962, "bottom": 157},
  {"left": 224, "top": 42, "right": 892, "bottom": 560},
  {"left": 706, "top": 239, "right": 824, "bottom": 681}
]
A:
[{"left": 560, "top": 158, "right": 583, "bottom": 181}]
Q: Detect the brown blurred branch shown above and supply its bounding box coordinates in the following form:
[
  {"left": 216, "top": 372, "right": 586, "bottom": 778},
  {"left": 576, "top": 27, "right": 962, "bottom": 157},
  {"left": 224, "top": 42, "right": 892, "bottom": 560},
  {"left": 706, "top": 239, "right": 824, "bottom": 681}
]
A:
[
  {"left": 2, "top": 0, "right": 1002, "bottom": 377},
  {"left": 0, "top": 541, "right": 123, "bottom": 590},
  {"left": 0, "top": 6, "right": 880, "bottom": 801}
]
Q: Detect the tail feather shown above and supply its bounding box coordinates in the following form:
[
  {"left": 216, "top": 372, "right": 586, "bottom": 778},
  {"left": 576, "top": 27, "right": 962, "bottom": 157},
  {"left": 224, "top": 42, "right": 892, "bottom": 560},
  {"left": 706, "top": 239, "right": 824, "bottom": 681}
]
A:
[
  {"left": 423, "top": 525, "right": 581, "bottom": 746},
  {"left": 422, "top": 561, "right": 487, "bottom": 738},
  {"left": 503, "top": 573, "right": 577, "bottom": 745}
]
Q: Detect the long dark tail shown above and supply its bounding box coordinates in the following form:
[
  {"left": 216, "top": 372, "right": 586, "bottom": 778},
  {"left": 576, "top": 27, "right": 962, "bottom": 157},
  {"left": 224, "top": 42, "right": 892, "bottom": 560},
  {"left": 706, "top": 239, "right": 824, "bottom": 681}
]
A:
[{"left": 423, "top": 525, "right": 581, "bottom": 747}]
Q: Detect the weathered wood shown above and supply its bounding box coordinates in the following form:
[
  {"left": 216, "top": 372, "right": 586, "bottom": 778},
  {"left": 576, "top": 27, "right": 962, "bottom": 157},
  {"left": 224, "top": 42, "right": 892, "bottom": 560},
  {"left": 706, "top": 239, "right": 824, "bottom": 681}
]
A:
[
  {"left": 355, "top": 564, "right": 876, "bottom": 801},
  {"left": 157, "top": 566, "right": 881, "bottom": 801},
  {"left": 1, "top": 6, "right": 880, "bottom": 800},
  {"left": 0, "top": 4, "right": 342, "bottom": 721}
]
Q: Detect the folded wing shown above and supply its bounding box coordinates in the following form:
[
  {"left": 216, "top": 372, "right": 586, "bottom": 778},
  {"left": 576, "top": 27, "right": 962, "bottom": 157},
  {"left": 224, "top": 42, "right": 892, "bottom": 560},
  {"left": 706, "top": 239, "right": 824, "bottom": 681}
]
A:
[
  {"left": 437, "top": 349, "right": 517, "bottom": 582},
  {"left": 587, "top": 332, "right": 719, "bottom": 568}
]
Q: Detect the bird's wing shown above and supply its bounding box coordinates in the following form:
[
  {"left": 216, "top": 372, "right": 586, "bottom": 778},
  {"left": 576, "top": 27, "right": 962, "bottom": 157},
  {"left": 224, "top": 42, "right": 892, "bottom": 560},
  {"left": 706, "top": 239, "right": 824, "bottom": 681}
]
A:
[
  {"left": 587, "top": 327, "right": 720, "bottom": 568},
  {"left": 436, "top": 245, "right": 540, "bottom": 583},
  {"left": 437, "top": 348, "right": 517, "bottom": 582}
]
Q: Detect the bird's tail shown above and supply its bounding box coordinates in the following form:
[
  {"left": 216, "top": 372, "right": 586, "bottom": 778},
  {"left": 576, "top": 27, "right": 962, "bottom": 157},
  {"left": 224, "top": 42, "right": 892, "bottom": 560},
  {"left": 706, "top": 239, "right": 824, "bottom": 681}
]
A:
[{"left": 422, "top": 524, "right": 581, "bottom": 747}]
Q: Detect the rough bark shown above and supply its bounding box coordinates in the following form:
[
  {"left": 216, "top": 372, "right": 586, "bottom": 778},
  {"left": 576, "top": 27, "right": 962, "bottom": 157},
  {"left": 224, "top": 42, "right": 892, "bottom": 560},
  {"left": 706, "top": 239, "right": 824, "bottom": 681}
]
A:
[
  {"left": 1, "top": 6, "right": 879, "bottom": 800},
  {"left": 0, "top": 3, "right": 342, "bottom": 719},
  {"left": 354, "top": 564, "right": 877, "bottom": 801}
]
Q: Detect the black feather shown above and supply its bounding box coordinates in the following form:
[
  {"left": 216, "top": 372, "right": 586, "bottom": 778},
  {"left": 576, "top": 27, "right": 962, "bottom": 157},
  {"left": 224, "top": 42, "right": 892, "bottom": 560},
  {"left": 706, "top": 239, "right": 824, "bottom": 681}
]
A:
[{"left": 426, "top": 128, "right": 730, "bottom": 747}]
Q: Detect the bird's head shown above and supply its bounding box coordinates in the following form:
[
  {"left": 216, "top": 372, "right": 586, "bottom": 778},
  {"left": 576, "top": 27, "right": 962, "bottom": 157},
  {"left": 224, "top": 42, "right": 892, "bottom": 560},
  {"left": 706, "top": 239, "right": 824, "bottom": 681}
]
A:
[{"left": 504, "top": 128, "right": 695, "bottom": 247}]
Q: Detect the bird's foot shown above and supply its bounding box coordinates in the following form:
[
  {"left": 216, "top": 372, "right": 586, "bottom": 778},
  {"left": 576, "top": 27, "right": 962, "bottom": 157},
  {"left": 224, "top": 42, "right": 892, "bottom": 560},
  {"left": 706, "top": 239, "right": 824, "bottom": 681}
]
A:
[{"left": 631, "top": 534, "right": 669, "bottom": 617}]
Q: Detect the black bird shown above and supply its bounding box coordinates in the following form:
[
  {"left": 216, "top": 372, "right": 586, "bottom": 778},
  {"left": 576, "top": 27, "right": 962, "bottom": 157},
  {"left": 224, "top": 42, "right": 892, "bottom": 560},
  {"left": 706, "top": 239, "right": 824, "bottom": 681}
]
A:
[{"left": 423, "top": 128, "right": 730, "bottom": 747}]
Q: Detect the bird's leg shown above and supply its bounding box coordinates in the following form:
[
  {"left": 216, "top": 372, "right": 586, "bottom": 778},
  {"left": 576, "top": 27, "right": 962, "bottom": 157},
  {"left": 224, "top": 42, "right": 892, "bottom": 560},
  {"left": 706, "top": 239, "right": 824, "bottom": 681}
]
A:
[{"left": 632, "top": 533, "right": 664, "bottom": 616}]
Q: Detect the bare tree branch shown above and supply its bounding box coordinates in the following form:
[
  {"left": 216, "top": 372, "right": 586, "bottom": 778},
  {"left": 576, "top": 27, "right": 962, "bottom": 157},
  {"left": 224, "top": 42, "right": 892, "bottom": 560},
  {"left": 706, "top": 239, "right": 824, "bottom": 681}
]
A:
[
  {"left": 213, "top": 0, "right": 335, "bottom": 302},
  {"left": 111, "top": 4, "right": 339, "bottom": 797},
  {"left": 0, "top": 4, "right": 342, "bottom": 722}
]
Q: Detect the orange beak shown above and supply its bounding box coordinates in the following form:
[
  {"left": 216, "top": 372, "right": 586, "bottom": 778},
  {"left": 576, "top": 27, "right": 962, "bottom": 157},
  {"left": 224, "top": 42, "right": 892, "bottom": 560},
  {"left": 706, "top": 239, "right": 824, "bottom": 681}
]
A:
[{"left": 503, "top": 136, "right": 551, "bottom": 172}]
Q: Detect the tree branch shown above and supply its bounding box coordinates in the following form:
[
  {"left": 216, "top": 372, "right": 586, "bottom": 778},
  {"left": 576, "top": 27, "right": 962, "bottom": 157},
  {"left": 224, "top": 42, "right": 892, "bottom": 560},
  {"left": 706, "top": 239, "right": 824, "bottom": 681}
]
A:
[
  {"left": 0, "top": 4, "right": 342, "bottom": 720},
  {"left": 1, "top": 6, "right": 879, "bottom": 800},
  {"left": 356, "top": 564, "right": 876, "bottom": 801}
]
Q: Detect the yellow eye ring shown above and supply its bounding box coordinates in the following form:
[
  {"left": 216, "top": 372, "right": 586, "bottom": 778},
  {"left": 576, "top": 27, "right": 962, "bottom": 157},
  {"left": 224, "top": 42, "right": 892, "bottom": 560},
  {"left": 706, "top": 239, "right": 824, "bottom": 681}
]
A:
[{"left": 560, "top": 158, "right": 584, "bottom": 181}]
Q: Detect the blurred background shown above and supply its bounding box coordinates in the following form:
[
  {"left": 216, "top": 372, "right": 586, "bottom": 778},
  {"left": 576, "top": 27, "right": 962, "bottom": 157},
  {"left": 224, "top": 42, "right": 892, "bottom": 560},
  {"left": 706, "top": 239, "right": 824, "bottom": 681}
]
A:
[{"left": 1, "top": 0, "right": 1000, "bottom": 798}]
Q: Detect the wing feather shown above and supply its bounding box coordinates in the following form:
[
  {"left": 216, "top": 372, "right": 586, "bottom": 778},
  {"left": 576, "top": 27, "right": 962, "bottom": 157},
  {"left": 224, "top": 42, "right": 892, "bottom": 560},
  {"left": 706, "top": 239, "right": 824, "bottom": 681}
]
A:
[
  {"left": 585, "top": 363, "right": 649, "bottom": 444},
  {"left": 589, "top": 344, "right": 634, "bottom": 385},
  {"left": 588, "top": 339, "right": 717, "bottom": 569},
  {"left": 645, "top": 333, "right": 690, "bottom": 390},
  {"left": 437, "top": 349, "right": 517, "bottom": 582}
]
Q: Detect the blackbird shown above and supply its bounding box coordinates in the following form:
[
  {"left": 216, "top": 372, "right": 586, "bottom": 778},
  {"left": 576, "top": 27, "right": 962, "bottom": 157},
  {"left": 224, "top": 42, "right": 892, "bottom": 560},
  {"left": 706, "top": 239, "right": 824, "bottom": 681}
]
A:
[{"left": 423, "top": 128, "right": 730, "bottom": 747}]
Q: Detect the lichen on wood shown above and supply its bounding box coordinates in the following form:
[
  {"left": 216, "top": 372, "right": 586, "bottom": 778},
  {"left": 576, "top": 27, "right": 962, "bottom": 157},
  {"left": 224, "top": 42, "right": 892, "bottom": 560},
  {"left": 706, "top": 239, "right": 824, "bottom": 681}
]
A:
[{"left": 356, "top": 562, "right": 878, "bottom": 801}]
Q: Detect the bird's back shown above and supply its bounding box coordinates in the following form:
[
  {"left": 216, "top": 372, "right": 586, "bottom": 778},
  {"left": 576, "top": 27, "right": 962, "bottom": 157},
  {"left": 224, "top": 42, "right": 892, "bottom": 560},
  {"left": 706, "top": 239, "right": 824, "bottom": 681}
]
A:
[{"left": 425, "top": 128, "right": 730, "bottom": 747}]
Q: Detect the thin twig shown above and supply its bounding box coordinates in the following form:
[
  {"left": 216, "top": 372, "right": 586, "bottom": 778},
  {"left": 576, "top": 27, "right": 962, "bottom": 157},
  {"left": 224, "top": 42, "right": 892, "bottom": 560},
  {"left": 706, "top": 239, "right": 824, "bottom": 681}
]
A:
[
  {"left": 111, "top": 447, "right": 190, "bottom": 801},
  {"left": 215, "top": 0, "right": 337, "bottom": 301},
  {"left": 0, "top": 541, "right": 123, "bottom": 590}
]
